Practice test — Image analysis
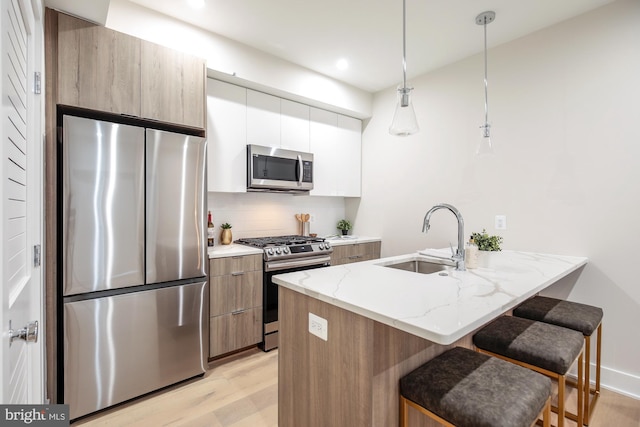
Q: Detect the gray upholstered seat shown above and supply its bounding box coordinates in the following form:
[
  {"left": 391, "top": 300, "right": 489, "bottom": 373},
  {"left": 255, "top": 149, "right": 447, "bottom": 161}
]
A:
[
  {"left": 400, "top": 347, "right": 551, "bottom": 427},
  {"left": 513, "top": 296, "right": 603, "bottom": 336},
  {"left": 472, "top": 316, "right": 583, "bottom": 375}
]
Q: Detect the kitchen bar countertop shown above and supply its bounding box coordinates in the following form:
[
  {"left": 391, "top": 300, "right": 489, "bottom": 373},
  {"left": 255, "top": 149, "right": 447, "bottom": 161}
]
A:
[
  {"left": 208, "top": 244, "right": 263, "bottom": 259},
  {"left": 273, "top": 250, "right": 588, "bottom": 345}
]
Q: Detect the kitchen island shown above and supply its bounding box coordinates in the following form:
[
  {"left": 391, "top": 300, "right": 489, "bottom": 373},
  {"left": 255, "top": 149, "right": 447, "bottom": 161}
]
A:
[{"left": 274, "top": 250, "right": 588, "bottom": 427}]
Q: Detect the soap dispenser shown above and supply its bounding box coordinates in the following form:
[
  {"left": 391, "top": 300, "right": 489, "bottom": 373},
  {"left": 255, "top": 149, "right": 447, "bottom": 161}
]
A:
[{"left": 465, "top": 236, "right": 479, "bottom": 269}]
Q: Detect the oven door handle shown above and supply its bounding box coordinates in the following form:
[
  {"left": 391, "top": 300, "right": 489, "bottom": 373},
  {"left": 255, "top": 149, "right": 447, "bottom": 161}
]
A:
[{"left": 265, "top": 256, "right": 332, "bottom": 272}]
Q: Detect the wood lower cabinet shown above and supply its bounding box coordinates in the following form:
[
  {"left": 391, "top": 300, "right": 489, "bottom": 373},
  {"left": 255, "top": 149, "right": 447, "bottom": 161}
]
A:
[
  {"left": 330, "top": 241, "right": 381, "bottom": 266},
  {"left": 209, "top": 254, "right": 263, "bottom": 358}
]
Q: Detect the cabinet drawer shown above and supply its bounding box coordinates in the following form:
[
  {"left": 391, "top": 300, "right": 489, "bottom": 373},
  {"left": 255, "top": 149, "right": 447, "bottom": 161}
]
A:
[
  {"left": 210, "top": 254, "right": 262, "bottom": 276},
  {"left": 209, "top": 270, "right": 262, "bottom": 316},
  {"left": 331, "top": 242, "right": 381, "bottom": 265},
  {"left": 209, "top": 307, "right": 262, "bottom": 357}
]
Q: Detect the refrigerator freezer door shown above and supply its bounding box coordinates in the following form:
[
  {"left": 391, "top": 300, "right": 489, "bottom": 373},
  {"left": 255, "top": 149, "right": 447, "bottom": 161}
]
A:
[
  {"left": 146, "top": 129, "right": 207, "bottom": 284},
  {"left": 62, "top": 116, "right": 145, "bottom": 296},
  {"left": 64, "top": 281, "right": 208, "bottom": 420}
]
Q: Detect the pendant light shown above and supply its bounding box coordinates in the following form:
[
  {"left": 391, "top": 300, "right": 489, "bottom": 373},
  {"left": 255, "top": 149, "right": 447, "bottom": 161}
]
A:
[
  {"left": 389, "top": 0, "right": 419, "bottom": 136},
  {"left": 476, "top": 11, "right": 495, "bottom": 155}
]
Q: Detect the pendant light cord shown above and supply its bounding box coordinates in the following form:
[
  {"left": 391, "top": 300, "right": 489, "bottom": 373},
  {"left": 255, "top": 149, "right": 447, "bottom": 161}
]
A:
[
  {"left": 483, "top": 16, "right": 489, "bottom": 129},
  {"left": 402, "top": 0, "right": 407, "bottom": 90}
]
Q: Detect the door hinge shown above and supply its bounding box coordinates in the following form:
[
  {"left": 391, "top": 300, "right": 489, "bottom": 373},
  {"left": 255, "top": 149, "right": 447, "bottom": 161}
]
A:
[
  {"left": 33, "top": 244, "right": 41, "bottom": 267},
  {"left": 33, "top": 71, "right": 41, "bottom": 94}
]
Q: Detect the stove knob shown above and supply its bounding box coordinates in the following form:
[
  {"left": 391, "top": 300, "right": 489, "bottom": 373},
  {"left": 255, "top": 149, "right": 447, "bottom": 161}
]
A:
[
  {"left": 283, "top": 247, "right": 290, "bottom": 254},
  {"left": 324, "top": 243, "right": 330, "bottom": 250},
  {"left": 267, "top": 248, "right": 274, "bottom": 255},
  {"left": 275, "top": 247, "right": 282, "bottom": 255}
]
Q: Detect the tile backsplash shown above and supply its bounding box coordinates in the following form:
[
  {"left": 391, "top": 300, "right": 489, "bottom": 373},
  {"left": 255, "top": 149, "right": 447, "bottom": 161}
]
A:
[{"left": 207, "top": 192, "right": 346, "bottom": 243}]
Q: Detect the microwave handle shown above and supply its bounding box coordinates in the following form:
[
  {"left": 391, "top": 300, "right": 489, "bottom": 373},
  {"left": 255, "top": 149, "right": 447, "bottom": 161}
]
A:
[{"left": 297, "top": 154, "right": 303, "bottom": 186}]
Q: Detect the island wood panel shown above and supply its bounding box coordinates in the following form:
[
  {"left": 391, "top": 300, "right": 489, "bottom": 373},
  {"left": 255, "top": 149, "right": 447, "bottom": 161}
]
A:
[
  {"left": 57, "top": 12, "right": 141, "bottom": 116},
  {"left": 278, "top": 286, "right": 477, "bottom": 427},
  {"left": 279, "top": 287, "right": 374, "bottom": 427},
  {"left": 141, "top": 41, "right": 205, "bottom": 129}
]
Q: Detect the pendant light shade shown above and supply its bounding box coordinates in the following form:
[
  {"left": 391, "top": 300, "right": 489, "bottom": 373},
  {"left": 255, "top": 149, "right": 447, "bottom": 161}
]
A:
[
  {"left": 476, "top": 11, "right": 495, "bottom": 155},
  {"left": 389, "top": 0, "right": 419, "bottom": 136}
]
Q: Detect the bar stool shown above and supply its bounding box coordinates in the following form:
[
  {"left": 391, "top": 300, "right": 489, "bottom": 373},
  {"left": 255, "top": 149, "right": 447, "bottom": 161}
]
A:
[
  {"left": 399, "top": 346, "right": 552, "bottom": 427},
  {"left": 473, "top": 316, "right": 584, "bottom": 427},
  {"left": 513, "top": 296, "right": 603, "bottom": 425}
]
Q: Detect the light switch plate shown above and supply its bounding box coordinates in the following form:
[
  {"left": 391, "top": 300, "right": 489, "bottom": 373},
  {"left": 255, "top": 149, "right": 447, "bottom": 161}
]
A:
[
  {"left": 309, "top": 312, "right": 328, "bottom": 341},
  {"left": 495, "top": 215, "right": 507, "bottom": 230}
]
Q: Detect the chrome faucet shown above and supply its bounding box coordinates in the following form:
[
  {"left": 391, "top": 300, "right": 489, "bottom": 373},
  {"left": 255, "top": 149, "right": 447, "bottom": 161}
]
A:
[{"left": 422, "top": 203, "right": 466, "bottom": 271}]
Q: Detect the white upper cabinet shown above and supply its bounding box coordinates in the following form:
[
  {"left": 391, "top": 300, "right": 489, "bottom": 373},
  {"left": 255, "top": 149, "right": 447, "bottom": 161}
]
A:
[
  {"left": 309, "top": 108, "right": 338, "bottom": 196},
  {"left": 309, "top": 108, "right": 362, "bottom": 197},
  {"left": 207, "top": 79, "right": 361, "bottom": 196},
  {"left": 281, "top": 99, "right": 310, "bottom": 152},
  {"left": 336, "top": 115, "right": 362, "bottom": 197},
  {"left": 207, "top": 80, "right": 247, "bottom": 193},
  {"left": 247, "top": 90, "right": 280, "bottom": 148}
]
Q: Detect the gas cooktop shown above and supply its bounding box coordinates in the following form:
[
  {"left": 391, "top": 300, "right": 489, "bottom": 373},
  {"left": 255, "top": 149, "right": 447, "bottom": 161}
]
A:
[{"left": 235, "top": 235, "right": 332, "bottom": 261}]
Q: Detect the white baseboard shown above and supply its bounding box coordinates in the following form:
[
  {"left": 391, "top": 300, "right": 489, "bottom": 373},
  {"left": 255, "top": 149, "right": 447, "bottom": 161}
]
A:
[{"left": 569, "top": 363, "right": 640, "bottom": 400}]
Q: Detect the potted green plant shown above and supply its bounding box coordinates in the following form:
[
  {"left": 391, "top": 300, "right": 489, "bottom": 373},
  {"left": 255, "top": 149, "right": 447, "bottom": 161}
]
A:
[
  {"left": 337, "top": 219, "right": 352, "bottom": 236},
  {"left": 470, "top": 229, "right": 503, "bottom": 251},
  {"left": 470, "top": 229, "right": 503, "bottom": 267},
  {"left": 220, "top": 223, "right": 232, "bottom": 245}
]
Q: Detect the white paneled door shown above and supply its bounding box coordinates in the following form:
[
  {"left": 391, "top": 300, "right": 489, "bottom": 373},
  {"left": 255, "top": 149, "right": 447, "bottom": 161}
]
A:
[{"left": 1, "top": 0, "right": 44, "bottom": 403}]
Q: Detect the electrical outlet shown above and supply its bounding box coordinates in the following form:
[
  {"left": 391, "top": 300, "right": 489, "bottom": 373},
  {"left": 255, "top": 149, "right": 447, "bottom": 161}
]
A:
[
  {"left": 495, "top": 215, "right": 507, "bottom": 230},
  {"left": 308, "top": 312, "right": 328, "bottom": 341}
]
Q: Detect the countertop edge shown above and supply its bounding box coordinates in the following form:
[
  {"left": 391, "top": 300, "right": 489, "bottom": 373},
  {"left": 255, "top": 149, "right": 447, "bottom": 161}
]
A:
[
  {"left": 273, "top": 251, "right": 588, "bottom": 345},
  {"left": 208, "top": 244, "right": 264, "bottom": 259}
]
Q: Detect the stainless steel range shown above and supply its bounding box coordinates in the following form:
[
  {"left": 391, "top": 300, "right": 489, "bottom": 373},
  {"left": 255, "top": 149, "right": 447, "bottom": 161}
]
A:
[{"left": 235, "top": 235, "right": 333, "bottom": 351}]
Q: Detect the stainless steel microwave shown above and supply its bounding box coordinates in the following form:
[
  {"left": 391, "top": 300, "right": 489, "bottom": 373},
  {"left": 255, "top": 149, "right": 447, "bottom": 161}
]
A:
[{"left": 247, "top": 144, "right": 313, "bottom": 193}]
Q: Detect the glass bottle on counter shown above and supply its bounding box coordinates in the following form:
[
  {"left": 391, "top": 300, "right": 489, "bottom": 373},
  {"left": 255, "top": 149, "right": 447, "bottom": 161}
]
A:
[
  {"left": 465, "top": 236, "right": 478, "bottom": 269},
  {"left": 207, "top": 211, "right": 215, "bottom": 247}
]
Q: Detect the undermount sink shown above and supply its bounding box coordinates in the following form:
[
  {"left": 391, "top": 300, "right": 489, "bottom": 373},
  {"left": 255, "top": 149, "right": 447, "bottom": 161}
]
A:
[{"left": 380, "top": 258, "right": 455, "bottom": 276}]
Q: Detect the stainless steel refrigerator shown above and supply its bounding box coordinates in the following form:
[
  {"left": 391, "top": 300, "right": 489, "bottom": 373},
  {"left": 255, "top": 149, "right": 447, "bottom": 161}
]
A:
[{"left": 60, "top": 114, "right": 208, "bottom": 420}]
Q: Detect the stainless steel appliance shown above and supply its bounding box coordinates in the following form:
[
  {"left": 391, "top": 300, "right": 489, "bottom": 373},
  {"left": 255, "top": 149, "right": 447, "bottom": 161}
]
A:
[
  {"left": 247, "top": 144, "right": 313, "bottom": 193},
  {"left": 60, "top": 113, "right": 208, "bottom": 420},
  {"left": 234, "top": 235, "right": 332, "bottom": 351}
]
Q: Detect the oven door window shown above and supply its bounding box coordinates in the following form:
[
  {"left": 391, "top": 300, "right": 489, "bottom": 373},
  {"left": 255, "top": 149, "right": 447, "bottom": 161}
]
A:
[{"left": 264, "top": 263, "right": 326, "bottom": 325}]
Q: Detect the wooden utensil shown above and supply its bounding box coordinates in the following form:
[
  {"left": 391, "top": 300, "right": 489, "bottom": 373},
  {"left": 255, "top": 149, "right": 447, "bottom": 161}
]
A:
[
  {"left": 295, "top": 214, "right": 302, "bottom": 222},
  {"left": 304, "top": 214, "right": 310, "bottom": 222}
]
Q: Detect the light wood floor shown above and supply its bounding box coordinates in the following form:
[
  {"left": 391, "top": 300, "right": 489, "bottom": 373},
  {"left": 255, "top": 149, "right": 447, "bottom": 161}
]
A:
[{"left": 74, "top": 347, "right": 639, "bottom": 427}]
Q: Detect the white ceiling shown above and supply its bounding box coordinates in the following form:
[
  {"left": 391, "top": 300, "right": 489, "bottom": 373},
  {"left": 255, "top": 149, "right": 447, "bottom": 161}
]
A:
[{"left": 48, "top": 0, "right": 616, "bottom": 93}]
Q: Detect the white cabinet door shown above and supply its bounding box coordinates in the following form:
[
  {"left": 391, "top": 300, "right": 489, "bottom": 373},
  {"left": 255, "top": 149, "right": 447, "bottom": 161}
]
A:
[
  {"left": 310, "top": 108, "right": 362, "bottom": 197},
  {"left": 207, "top": 79, "right": 247, "bottom": 192},
  {"left": 309, "top": 108, "right": 338, "bottom": 196},
  {"left": 336, "top": 115, "right": 362, "bottom": 197},
  {"left": 281, "top": 99, "right": 310, "bottom": 152},
  {"left": 247, "top": 89, "right": 280, "bottom": 148}
]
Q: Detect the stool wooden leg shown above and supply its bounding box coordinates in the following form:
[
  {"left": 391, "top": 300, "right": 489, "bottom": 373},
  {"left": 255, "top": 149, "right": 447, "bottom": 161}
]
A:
[
  {"left": 557, "top": 376, "right": 565, "bottom": 427},
  {"left": 543, "top": 397, "right": 551, "bottom": 427},
  {"left": 584, "top": 335, "right": 591, "bottom": 424},
  {"left": 577, "top": 351, "right": 584, "bottom": 427},
  {"left": 400, "top": 395, "right": 408, "bottom": 427}
]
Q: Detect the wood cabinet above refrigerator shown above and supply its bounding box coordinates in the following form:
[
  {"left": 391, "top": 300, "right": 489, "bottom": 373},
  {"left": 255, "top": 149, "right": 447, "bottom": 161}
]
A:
[{"left": 53, "top": 10, "right": 206, "bottom": 129}]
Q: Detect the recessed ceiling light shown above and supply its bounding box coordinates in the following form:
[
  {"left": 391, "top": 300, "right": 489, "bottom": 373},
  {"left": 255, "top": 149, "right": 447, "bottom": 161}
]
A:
[
  {"left": 187, "top": 0, "right": 205, "bottom": 9},
  {"left": 336, "top": 58, "right": 349, "bottom": 70}
]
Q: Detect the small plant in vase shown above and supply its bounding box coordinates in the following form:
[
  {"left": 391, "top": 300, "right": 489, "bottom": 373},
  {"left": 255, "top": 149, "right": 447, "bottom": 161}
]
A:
[
  {"left": 470, "top": 229, "right": 503, "bottom": 251},
  {"left": 337, "top": 219, "right": 352, "bottom": 236},
  {"left": 220, "top": 223, "right": 233, "bottom": 245},
  {"left": 470, "top": 229, "right": 503, "bottom": 267}
]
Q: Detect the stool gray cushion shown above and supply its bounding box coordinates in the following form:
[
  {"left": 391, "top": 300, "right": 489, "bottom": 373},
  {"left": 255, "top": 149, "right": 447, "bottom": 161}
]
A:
[
  {"left": 473, "top": 316, "right": 583, "bottom": 374},
  {"left": 513, "top": 296, "right": 603, "bottom": 336},
  {"left": 400, "top": 347, "right": 551, "bottom": 427}
]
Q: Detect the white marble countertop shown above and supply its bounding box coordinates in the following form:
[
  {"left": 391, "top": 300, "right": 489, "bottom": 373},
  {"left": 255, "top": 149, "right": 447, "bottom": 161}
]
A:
[
  {"left": 323, "top": 235, "right": 381, "bottom": 246},
  {"left": 208, "top": 244, "right": 263, "bottom": 259},
  {"left": 272, "top": 250, "right": 588, "bottom": 345}
]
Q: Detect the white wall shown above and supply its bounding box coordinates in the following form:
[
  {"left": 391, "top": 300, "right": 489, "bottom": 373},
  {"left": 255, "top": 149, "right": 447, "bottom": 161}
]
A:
[
  {"left": 348, "top": 0, "right": 640, "bottom": 397},
  {"left": 105, "top": 0, "right": 372, "bottom": 119},
  {"left": 207, "top": 193, "right": 345, "bottom": 243}
]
